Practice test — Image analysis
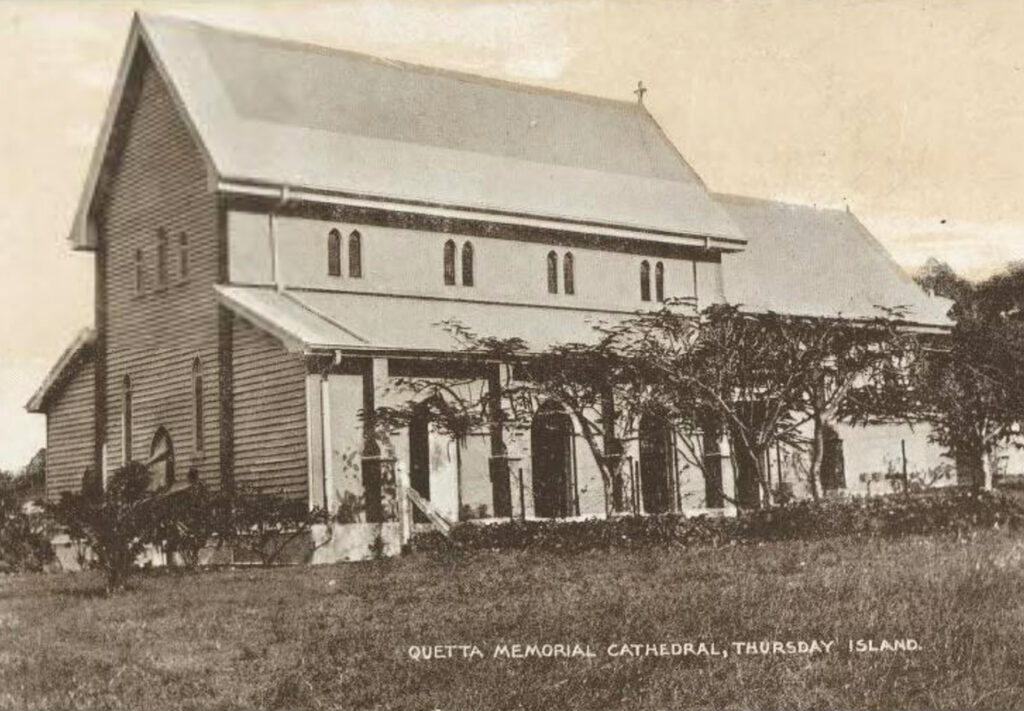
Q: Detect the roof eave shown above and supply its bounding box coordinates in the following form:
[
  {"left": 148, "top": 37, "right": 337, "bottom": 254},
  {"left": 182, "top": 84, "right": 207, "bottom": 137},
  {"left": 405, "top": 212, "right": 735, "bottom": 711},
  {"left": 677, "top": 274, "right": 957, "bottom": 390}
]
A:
[
  {"left": 70, "top": 13, "right": 220, "bottom": 252},
  {"left": 216, "top": 178, "right": 748, "bottom": 252},
  {"left": 26, "top": 328, "right": 97, "bottom": 413}
]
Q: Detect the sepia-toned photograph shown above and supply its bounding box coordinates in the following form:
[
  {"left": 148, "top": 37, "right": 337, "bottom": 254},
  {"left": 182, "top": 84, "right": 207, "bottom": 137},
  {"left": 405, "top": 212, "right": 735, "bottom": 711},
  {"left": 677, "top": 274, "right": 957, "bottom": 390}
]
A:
[{"left": 1, "top": 1, "right": 1023, "bottom": 708}]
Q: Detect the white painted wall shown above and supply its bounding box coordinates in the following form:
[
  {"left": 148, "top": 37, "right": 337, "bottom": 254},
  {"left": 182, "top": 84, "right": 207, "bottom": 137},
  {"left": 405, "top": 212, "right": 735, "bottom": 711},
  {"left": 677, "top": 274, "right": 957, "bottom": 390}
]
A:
[{"left": 227, "top": 211, "right": 720, "bottom": 311}]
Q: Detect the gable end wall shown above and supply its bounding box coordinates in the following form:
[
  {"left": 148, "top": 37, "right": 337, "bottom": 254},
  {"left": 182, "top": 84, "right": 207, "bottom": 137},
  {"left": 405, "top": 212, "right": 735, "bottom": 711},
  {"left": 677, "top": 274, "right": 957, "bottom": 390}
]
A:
[{"left": 98, "top": 48, "right": 222, "bottom": 485}]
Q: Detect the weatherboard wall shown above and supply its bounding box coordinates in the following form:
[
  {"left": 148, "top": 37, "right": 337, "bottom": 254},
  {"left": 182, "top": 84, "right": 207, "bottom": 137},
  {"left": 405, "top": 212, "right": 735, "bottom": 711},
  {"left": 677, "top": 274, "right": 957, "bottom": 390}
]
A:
[
  {"left": 231, "top": 317, "right": 308, "bottom": 498},
  {"left": 44, "top": 359, "right": 96, "bottom": 500},
  {"left": 98, "top": 49, "right": 222, "bottom": 486}
]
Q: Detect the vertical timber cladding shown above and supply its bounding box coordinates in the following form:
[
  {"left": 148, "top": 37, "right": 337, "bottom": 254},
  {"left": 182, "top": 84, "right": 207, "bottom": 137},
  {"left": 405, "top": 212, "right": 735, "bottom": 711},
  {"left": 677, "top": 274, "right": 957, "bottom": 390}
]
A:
[
  {"left": 46, "top": 359, "right": 96, "bottom": 500},
  {"left": 100, "top": 48, "right": 221, "bottom": 485},
  {"left": 231, "top": 318, "right": 309, "bottom": 499}
]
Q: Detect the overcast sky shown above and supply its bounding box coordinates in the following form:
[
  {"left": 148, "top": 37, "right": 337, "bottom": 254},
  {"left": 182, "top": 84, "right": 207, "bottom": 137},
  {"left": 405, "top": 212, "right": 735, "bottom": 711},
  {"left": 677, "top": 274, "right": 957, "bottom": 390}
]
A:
[{"left": 1, "top": 0, "right": 1022, "bottom": 471}]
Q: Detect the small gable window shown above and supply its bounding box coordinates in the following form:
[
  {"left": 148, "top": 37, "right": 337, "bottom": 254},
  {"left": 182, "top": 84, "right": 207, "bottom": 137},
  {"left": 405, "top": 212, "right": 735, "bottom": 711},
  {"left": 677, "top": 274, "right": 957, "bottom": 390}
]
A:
[
  {"left": 640, "top": 260, "right": 651, "bottom": 302},
  {"left": 547, "top": 251, "right": 558, "bottom": 294},
  {"left": 134, "top": 249, "right": 145, "bottom": 295},
  {"left": 443, "top": 240, "right": 456, "bottom": 285},
  {"left": 461, "top": 242, "right": 474, "bottom": 287},
  {"left": 192, "top": 358, "right": 204, "bottom": 452},
  {"left": 655, "top": 261, "right": 665, "bottom": 303},
  {"left": 328, "top": 229, "right": 342, "bottom": 277},
  {"left": 563, "top": 252, "right": 575, "bottom": 296},
  {"left": 178, "top": 233, "right": 189, "bottom": 282},
  {"left": 156, "top": 230, "right": 169, "bottom": 289},
  {"left": 348, "top": 231, "right": 362, "bottom": 278}
]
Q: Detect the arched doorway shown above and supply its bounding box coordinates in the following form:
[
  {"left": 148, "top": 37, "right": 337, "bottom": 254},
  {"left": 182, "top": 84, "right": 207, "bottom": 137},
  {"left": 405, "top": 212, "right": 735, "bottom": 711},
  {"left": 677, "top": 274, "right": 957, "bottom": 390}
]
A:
[
  {"left": 148, "top": 427, "right": 175, "bottom": 489},
  {"left": 530, "top": 403, "right": 574, "bottom": 518},
  {"left": 639, "top": 415, "right": 674, "bottom": 514}
]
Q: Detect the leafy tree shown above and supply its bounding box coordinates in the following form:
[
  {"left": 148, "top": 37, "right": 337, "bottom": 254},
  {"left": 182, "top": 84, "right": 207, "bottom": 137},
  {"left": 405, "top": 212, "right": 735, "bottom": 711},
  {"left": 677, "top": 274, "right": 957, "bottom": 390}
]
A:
[
  {"left": 0, "top": 485, "right": 53, "bottom": 572},
  {"left": 907, "top": 261, "right": 1024, "bottom": 490},
  {"left": 370, "top": 320, "right": 662, "bottom": 516},
  {"left": 628, "top": 304, "right": 912, "bottom": 507}
]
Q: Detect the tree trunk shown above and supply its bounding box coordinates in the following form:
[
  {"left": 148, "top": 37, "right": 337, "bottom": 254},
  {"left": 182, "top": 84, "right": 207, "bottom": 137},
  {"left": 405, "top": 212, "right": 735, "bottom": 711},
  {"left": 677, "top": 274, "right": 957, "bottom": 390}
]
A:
[
  {"left": 807, "top": 414, "right": 823, "bottom": 502},
  {"left": 955, "top": 446, "right": 985, "bottom": 489},
  {"left": 753, "top": 449, "right": 774, "bottom": 508},
  {"left": 981, "top": 451, "right": 994, "bottom": 492}
]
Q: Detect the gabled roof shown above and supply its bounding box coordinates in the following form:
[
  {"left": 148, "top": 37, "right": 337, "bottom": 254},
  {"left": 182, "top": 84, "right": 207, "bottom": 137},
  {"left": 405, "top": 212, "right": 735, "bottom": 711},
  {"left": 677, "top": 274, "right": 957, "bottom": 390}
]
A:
[
  {"left": 216, "top": 285, "right": 636, "bottom": 355},
  {"left": 715, "top": 194, "right": 952, "bottom": 327},
  {"left": 71, "top": 13, "right": 745, "bottom": 250},
  {"left": 26, "top": 328, "right": 96, "bottom": 414}
]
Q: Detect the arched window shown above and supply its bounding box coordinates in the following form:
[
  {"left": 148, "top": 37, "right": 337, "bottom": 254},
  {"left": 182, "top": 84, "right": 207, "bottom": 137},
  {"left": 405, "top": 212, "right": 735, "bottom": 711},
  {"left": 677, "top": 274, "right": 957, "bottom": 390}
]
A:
[
  {"left": 149, "top": 427, "right": 175, "bottom": 490},
  {"left": 563, "top": 252, "right": 575, "bottom": 295},
  {"left": 461, "top": 242, "right": 474, "bottom": 286},
  {"left": 348, "top": 231, "right": 362, "bottom": 278},
  {"left": 156, "top": 230, "right": 169, "bottom": 288},
  {"left": 547, "top": 251, "right": 558, "bottom": 294},
  {"left": 178, "top": 233, "right": 189, "bottom": 281},
  {"left": 192, "top": 358, "right": 204, "bottom": 452},
  {"left": 655, "top": 261, "right": 665, "bottom": 302},
  {"left": 443, "top": 239, "right": 456, "bottom": 285},
  {"left": 640, "top": 260, "right": 651, "bottom": 302},
  {"left": 134, "top": 249, "right": 145, "bottom": 295},
  {"left": 122, "top": 375, "right": 133, "bottom": 465},
  {"left": 327, "top": 229, "right": 342, "bottom": 277}
]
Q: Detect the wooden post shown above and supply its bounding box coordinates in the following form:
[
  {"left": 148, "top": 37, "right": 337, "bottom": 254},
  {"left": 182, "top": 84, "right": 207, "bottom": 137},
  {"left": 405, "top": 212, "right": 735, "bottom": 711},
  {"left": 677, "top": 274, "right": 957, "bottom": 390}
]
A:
[
  {"left": 518, "top": 466, "right": 526, "bottom": 521},
  {"left": 901, "top": 439, "right": 909, "bottom": 494},
  {"left": 320, "top": 374, "right": 332, "bottom": 511},
  {"left": 395, "top": 459, "right": 412, "bottom": 544}
]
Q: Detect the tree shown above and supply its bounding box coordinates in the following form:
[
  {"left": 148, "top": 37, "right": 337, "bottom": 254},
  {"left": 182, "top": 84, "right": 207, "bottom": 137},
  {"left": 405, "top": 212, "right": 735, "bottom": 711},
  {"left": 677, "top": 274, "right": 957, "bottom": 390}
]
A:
[
  {"left": 907, "top": 261, "right": 1024, "bottom": 490},
  {"left": 0, "top": 485, "right": 53, "bottom": 573},
  {"left": 369, "top": 320, "right": 663, "bottom": 517},
  {"left": 623, "top": 304, "right": 918, "bottom": 506}
]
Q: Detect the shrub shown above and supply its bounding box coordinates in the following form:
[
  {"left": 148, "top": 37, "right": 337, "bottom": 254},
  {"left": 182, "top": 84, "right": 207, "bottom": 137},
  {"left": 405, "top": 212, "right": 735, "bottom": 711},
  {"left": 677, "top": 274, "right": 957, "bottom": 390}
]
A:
[
  {"left": 0, "top": 489, "right": 53, "bottom": 573},
  {"left": 150, "top": 482, "right": 231, "bottom": 569},
  {"left": 229, "top": 487, "right": 329, "bottom": 565},
  {"left": 409, "top": 489, "right": 1024, "bottom": 555},
  {"left": 47, "top": 462, "right": 156, "bottom": 591}
]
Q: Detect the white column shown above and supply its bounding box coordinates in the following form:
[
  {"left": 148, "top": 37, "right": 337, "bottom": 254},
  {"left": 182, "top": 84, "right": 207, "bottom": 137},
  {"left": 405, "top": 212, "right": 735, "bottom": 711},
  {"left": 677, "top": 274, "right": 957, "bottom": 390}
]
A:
[
  {"left": 320, "top": 375, "right": 333, "bottom": 511},
  {"left": 719, "top": 435, "right": 736, "bottom": 510}
]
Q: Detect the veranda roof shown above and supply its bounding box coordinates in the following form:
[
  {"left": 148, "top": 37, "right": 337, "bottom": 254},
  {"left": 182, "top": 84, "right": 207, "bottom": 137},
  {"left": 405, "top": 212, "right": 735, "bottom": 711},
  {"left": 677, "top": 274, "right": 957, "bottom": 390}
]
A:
[{"left": 215, "top": 285, "right": 636, "bottom": 355}]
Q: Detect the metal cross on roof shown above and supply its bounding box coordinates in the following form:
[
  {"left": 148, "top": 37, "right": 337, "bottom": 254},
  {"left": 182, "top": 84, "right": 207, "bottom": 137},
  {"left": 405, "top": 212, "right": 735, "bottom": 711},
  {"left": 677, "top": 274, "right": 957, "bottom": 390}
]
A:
[{"left": 634, "top": 80, "right": 647, "bottom": 104}]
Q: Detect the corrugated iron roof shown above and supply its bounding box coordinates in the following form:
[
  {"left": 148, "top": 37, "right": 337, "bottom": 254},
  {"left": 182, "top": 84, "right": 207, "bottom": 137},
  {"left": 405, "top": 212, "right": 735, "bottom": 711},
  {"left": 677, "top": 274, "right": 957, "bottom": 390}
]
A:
[
  {"left": 70, "top": 14, "right": 746, "bottom": 248},
  {"left": 716, "top": 194, "right": 952, "bottom": 327},
  {"left": 25, "top": 328, "right": 96, "bottom": 413},
  {"left": 215, "top": 285, "right": 634, "bottom": 354}
]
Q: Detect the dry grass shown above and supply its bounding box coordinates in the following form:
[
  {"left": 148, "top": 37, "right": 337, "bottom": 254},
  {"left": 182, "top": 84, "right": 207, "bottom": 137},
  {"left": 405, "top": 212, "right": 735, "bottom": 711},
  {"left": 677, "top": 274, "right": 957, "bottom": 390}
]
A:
[{"left": 2, "top": 533, "right": 1024, "bottom": 709}]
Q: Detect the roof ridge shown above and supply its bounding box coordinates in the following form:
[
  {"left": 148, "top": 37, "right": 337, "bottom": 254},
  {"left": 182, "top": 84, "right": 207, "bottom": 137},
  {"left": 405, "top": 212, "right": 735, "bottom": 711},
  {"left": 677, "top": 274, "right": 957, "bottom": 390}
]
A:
[
  {"left": 712, "top": 191, "right": 848, "bottom": 214},
  {"left": 137, "top": 11, "right": 641, "bottom": 111}
]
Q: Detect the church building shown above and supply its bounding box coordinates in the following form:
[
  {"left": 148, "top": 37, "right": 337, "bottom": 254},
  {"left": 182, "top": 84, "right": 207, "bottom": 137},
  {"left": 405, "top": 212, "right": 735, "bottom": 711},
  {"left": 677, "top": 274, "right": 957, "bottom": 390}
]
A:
[{"left": 28, "top": 14, "right": 954, "bottom": 559}]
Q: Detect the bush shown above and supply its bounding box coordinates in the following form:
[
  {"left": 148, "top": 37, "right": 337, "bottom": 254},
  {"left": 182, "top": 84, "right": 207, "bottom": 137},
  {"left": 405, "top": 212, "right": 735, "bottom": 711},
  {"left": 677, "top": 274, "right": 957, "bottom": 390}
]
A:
[
  {"left": 151, "top": 482, "right": 231, "bottom": 569},
  {"left": 409, "top": 489, "right": 1024, "bottom": 554},
  {"left": 229, "top": 487, "right": 329, "bottom": 565},
  {"left": 0, "top": 490, "right": 53, "bottom": 573},
  {"left": 47, "top": 462, "right": 156, "bottom": 591}
]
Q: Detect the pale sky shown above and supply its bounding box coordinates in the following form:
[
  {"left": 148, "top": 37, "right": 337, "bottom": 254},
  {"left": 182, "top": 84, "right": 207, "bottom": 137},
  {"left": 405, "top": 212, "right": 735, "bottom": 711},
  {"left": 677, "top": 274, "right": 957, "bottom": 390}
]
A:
[{"left": 1, "top": 0, "right": 1022, "bottom": 471}]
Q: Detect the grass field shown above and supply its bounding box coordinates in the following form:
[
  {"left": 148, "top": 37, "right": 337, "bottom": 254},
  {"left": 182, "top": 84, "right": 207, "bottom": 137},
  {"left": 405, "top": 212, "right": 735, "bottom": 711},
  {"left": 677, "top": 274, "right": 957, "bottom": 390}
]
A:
[{"left": 2, "top": 532, "right": 1024, "bottom": 710}]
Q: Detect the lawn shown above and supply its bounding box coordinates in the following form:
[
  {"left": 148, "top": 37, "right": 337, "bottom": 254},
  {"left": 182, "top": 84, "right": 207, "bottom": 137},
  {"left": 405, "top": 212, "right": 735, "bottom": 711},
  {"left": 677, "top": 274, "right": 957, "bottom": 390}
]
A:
[{"left": 2, "top": 532, "right": 1024, "bottom": 710}]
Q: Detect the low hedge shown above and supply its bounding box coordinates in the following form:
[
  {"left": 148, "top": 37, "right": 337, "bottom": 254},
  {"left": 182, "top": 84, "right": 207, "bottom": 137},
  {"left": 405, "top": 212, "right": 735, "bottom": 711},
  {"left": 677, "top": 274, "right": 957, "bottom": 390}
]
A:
[{"left": 408, "top": 489, "right": 1024, "bottom": 554}]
